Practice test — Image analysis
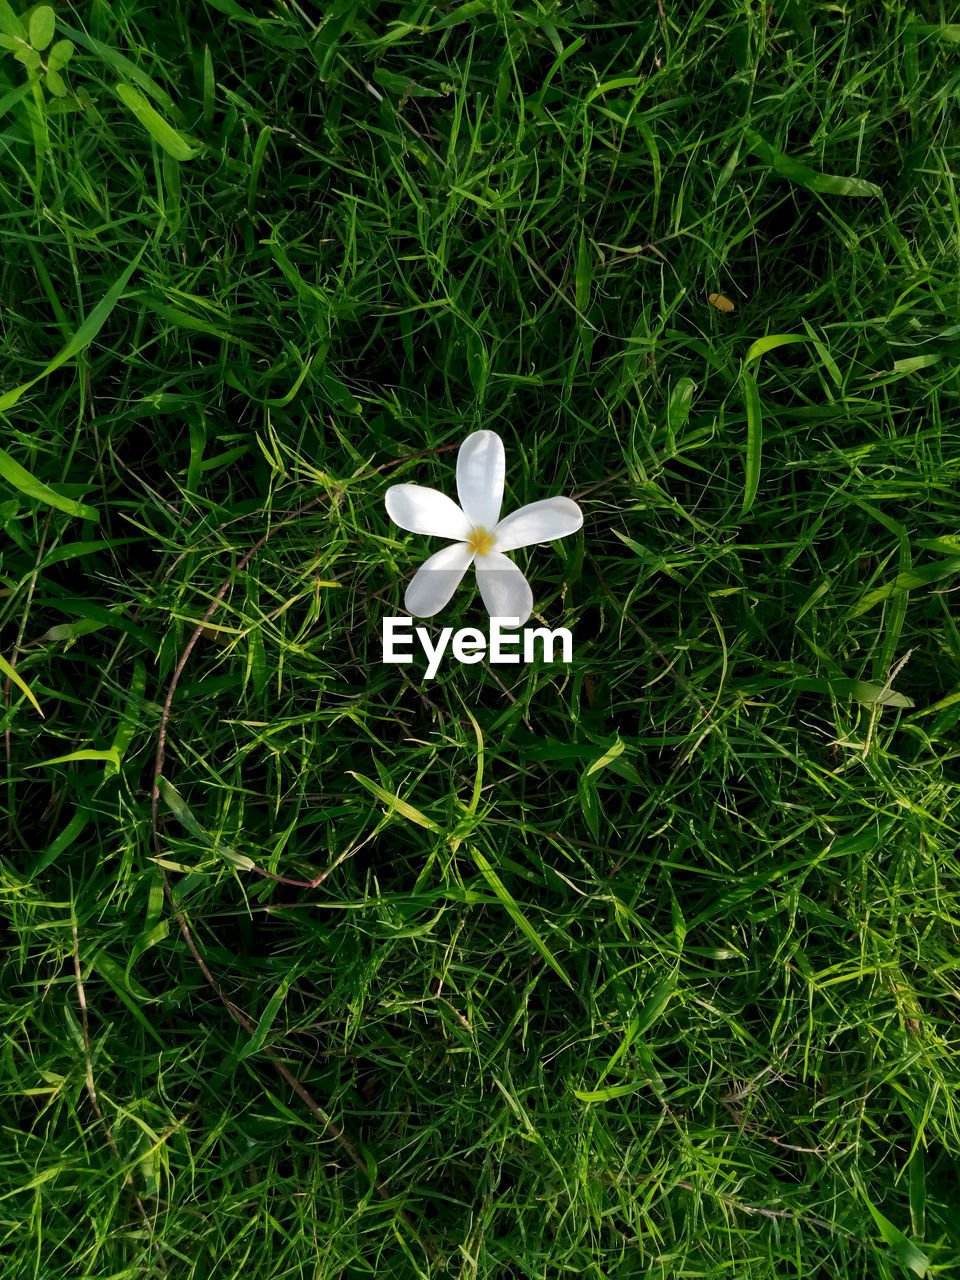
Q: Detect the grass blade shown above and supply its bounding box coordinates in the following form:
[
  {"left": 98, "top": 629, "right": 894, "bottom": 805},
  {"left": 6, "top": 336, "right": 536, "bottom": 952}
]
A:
[
  {"left": 115, "top": 83, "right": 199, "bottom": 160},
  {"left": 0, "top": 240, "right": 148, "bottom": 414},
  {"left": 470, "top": 845, "right": 572, "bottom": 989},
  {"left": 0, "top": 653, "right": 43, "bottom": 716},
  {"left": 745, "top": 130, "right": 882, "bottom": 197},
  {"left": 741, "top": 368, "right": 762, "bottom": 516},
  {"left": 0, "top": 447, "right": 99, "bottom": 520}
]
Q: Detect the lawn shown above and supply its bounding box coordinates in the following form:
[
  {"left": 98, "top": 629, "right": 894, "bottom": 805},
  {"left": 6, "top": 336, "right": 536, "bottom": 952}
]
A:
[{"left": 2, "top": 2, "right": 960, "bottom": 1276}]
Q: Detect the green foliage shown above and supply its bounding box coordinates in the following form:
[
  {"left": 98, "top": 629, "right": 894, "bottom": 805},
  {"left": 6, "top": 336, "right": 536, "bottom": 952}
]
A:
[
  {"left": 0, "top": 1, "right": 72, "bottom": 99},
  {"left": 1, "top": 2, "right": 960, "bottom": 1278},
  {"left": 115, "top": 81, "right": 199, "bottom": 160},
  {"left": 27, "top": 5, "right": 54, "bottom": 51}
]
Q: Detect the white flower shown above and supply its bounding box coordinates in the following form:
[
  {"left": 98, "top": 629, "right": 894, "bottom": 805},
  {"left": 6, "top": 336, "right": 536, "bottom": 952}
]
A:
[{"left": 385, "top": 430, "right": 583, "bottom": 628}]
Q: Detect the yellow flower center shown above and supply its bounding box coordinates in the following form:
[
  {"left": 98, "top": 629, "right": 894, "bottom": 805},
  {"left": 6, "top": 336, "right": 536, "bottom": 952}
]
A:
[{"left": 467, "top": 526, "right": 495, "bottom": 557}]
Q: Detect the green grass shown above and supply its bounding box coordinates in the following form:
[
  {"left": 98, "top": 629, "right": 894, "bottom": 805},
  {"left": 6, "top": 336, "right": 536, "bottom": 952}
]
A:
[{"left": 2, "top": 1, "right": 960, "bottom": 1276}]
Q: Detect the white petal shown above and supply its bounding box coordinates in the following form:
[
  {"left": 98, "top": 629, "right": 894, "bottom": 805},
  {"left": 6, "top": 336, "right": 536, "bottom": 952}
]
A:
[
  {"left": 386, "top": 484, "right": 473, "bottom": 541},
  {"left": 475, "top": 551, "right": 533, "bottom": 627},
  {"left": 492, "top": 496, "right": 583, "bottom": 553},
  {"left": 456, "top": 430, "right": 505, "bottom": 531},
  {"left": 404, "top": 541, "right": 475, "bottom": 618}
]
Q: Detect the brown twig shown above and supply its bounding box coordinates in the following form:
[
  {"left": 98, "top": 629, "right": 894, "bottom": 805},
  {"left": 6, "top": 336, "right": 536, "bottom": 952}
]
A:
[
  {"left": 4, "top": 510, "right": 52, "bottom": 841},
  {"left": 599, "top": 576, "right": 714, "bottom": 731},
  {"left": 671, "top": 1179, "right": 864, "bottom": 1243},
  {"left": 375, "top": 442, "right": 459, "bottom": 471},
  {"left": 150, "top": 493, "right": 438, "bottom": 1262},
  {"left": 511, "top": 239, "right": 599, "bottom": 330},
  {"left": 150, "top": 496, "right": 322, "bottom": 836},
  {"left": 597, "top": 576, "right": 720, "bottom": 875},
  {"left": 621, "top": 1168, "right": 865, "bottom": 1246},
  {"left": 72, "top": 918, "right": 167, "bottom": 1272},
  {"left": 159, "top": 877, "right": 428, "bottom": 1234}
]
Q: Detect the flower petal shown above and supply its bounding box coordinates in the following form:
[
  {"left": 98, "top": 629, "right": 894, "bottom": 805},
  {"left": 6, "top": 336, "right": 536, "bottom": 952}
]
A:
[
  {"left": 386, "top": 484, "right": 473, "bottom": 541},
  {"left": 404, "top": 541, "right": 475, "bottom": 618},
  {"left": 456, "top": 430, "right": 505, "bottom": 531},
  {"left": 492, "top": 496, "right": 583, "bottom": 553},
  {"left": 475, "top": 551, "right": 533, "bottom": 627}
]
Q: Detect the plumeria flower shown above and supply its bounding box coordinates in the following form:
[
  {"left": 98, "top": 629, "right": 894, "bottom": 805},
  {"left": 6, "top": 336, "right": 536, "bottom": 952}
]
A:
[{"left": 385, "top": 430, "right": 582, "bottom": 627}]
